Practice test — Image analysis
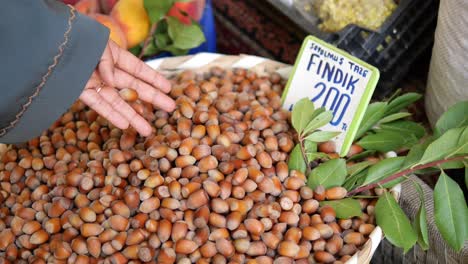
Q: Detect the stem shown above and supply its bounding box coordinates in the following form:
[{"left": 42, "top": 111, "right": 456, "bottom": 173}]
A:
[
  {"left": 138, "top": 22, "right": 158, "bottom": 59},
  {"left": 298, "top": 137, "right": 311, "bottom": 176},
  {"left": 351, "top": 195, "right": 379, "bottom": 199},
  {"left": 347, "top": 155, "right": 468, "bottom": 196}
]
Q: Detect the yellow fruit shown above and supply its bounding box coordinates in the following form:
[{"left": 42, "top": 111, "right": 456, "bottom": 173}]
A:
[
  {"left": 89, "top": 14, "right": 127, "bottom": 49},
  {"left": 110, "top": 0, "right": 150, "bottom": 48}
]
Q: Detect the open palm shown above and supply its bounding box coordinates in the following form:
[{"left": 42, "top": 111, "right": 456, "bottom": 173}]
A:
[{"left": 80, "top": 41, "right": 175, "bottom": 136}]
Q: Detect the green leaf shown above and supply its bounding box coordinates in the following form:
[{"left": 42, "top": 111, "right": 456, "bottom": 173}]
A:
[
  {"left": 344, "top": 160, "right": 376, "bottom": 190},
  {"left": 144, "top": 0, "right": 174, "bottom": 24},
  {"left": 155, "top": 33, "right": 171, "bottom": 49},
  {"left": 308, "top": 158, "right": 347, "bottom": 189},
  {"left": 375, "top": 192, "right": 418, "bottom": 252},
  {"left": 386, "top": 88, "right": 402, "bottom": 103},
  {"left": 358, "top": 131, "right": 418, "bottom": 152},
  {"left": 385, "top": 93, "right": 422, "bottom": 115},
  {"left": 343, "top": 168, "right": 368, "bottom": 190},
  {"left": 448, "top": 126, "right": 468, "bottom": 157},
  {"left": 288, "top": 144, "right": 306, "bottom": 174},
  {"left": 379, "top": 112, "right": 412, "bottom": 124},
  {"left": 167, "top": 17, "right": 205, "bottom": 49},
  {"left": 413, "top": 167, "right": 440, "bottom": 175},
  {"left": 311, "top": 107, "right": 326, "bottom": 119},
  {"left": 418, "top": 127, "right": 464, "bottom": 165},
  {"left": 291, "top": 98, "right": 315, "bottom": 134},
  {"left": 154, "top": 19, "right": 171, "bottom": 49},
  {"left": 348, "top": 150, "right": 377, "bottom": 162},
  {"left": 402, "top": 142, "right": 428, "bottom": 169},
  {"left": 305, "top": 131, "right": 341, "bottom": 142},
  {"left": 434, "top": 171, "right": 468, "bottom": 251},
  {"left": 363, "top": 157, "right": 405, "bottom": 186},
  {"left": 380, "top": 120, "right": 426, "bottom": 139},
  {"left": 412, "top": 182, "right": 429, "bottom": 250},
  {"left": 347, "top": 161, "right": 374, "bottom": 176},
  {"left": 440, "top": 161, "right": 465, "bottom": 170},
  {"left": 434, "top": 101, "right": 468, "bottom": 137},
  {"left": 356, "top": 102, "right": 388, "bottom": 139},
  {"left": 303, "top": 141, "right": 325, "bottom": 162},
  {"left": 320, "top": 199, "right": 362, "bottom": 219},
  {"left": 306, "top": 152, "right": 329, "bottom": 162},
  {"left": 302, "top": 111, "right": 334, "bottom": 136},
  {"left": 128, "top": 45, "right": 142, "bottom": 56},
  {"left": 143, "top": 40, "right": 159, "bottom": 56},
  {"left": 465, "top": 162, "right": 468, "bottom": 189},
  {"left": 304, "top": 140, "right": 318, "bottom": 153}
]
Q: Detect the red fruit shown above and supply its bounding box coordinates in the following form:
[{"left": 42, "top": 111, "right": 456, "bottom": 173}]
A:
[
  {"left": 61, "top": 0, "right": 81, "bottom": 4},
  {"left": 74, "top": 0, "right": 100, "bottom": 15},
  {"left": 88, "top": 14, "right": 128, "bottom": 49},
  {"left": 100, "top": 0, "right": 119, "bottom": 14},
  {"left": 167, "top": 0, "right": 205, "bottom": 24}
]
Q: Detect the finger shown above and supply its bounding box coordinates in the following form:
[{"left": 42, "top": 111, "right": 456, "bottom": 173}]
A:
[
  {"left": 113, "top": 68, "right": 176, "bottom": 112},
  {"left": 98, "top": 87, "right": 153, "bottom": 136},
  {"left": 79, "top": 89, "right": 129, "bottom": 130},
  {"left": 85, "top": 71, "right": 101, "bottom": 89},
  {"left": 109, "top": 41, "right": 171, "bottom": 93},
  {"left": 98, "top": 42, "right": 115, "bottom": 87}
]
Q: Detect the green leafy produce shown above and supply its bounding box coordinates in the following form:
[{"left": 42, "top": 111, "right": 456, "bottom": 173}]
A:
[
  {"left": 375, "top": 192, "right": 418, "bottom": 253},
  {"left": 305, "top": 131, "right": 340, "bottom": 142},
  {"left": 418, "top": 127, "right": 464, "bottom": 165},
  {"left": 356, "top": 102, "right": 387, "bottom": 139},
  {"left": 347, "top": 150, "right": 376, "bottom": 161},
  {"left": 412, "top": 183, "right": 429, "bottom": 250},
  {"left": 291, "top": 98, "right": 316, "bottom": 135},
  {"left": 358, "top": 130, "right": 417, "bottom": 152},
  {"left": 385, "top": 93, "right": 422, "bottom": 115},
  {"left": 379, "top": 112, "right": 411, "bottom": 124},
  {"left": 434, "top": 171, "right": 468, "bottom": 251},
  {"left": 343, "top": 168, "right": 368, "bottom": 191},
  {"left": 434, "top": 101, "right": 468, "bottom": 137},
  {"left": 288, "top": 144, "right": 307, "bottom": 174},
  {"left": 320, "top": 198, "right": 362, "bottom": 219},
  {"left": 167, "top": 17, "right": 205, "bottom": 49},
  {"left": 308, "top": 158, "right": 347, "bottom": 189},
  {"left": 144, "top": 0, "right": 173, "bottom": 23},
  {"left": 302, "top": 111, "right": 334, "bottom": 136},
  {"left": 141, "top": 0, "right": 206, "bottom": 57},
  {"left": 347, "top": 160, "right": 374, "bottom": 176},
  {"left": 380, "top": 120, "right": 426, "bottom": 139},
  {"left": 362, "top": 157, "right": 404, "bottom": 186},
  {"left": 289, "top": 95, "right": 468, "bottom": 254}
]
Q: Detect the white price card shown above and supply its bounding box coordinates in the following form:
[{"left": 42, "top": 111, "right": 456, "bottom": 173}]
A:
[{"left": 282, "top": 36, "right": 380, "bottom": 157}]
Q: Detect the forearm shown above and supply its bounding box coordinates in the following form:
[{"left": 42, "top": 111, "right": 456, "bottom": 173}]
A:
[{"left": 0, "top": 0, "right": 109, "bottom": 144}]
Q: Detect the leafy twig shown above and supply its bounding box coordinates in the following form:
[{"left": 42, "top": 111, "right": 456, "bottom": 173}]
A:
[
  {"left": 298, "top": 138, "right": 311, "bottom": 175},
  {"left": 347, "top": 155, "right": 468, "bottom": 196},
  {"left": 138, "top": 22, "right": 159, "bottom": 59}
]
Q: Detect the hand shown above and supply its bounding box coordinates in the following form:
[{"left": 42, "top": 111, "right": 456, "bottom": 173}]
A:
[{"left": 80, "top": 40, "right": 175, "bottom": 136}]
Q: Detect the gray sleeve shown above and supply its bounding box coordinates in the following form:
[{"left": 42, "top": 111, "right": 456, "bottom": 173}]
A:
[{"left": 0, "top": 0, "right": 110, "bottom": 144}]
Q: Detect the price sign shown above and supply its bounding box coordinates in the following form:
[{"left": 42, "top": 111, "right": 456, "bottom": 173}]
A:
[{"left": 282, "top": 36, "right": 379, "bottom": 157}]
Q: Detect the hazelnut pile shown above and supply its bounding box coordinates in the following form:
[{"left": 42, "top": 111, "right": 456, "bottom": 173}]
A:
[{"left": 0, "top": 68, "right": 376, "bottom": 264}]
